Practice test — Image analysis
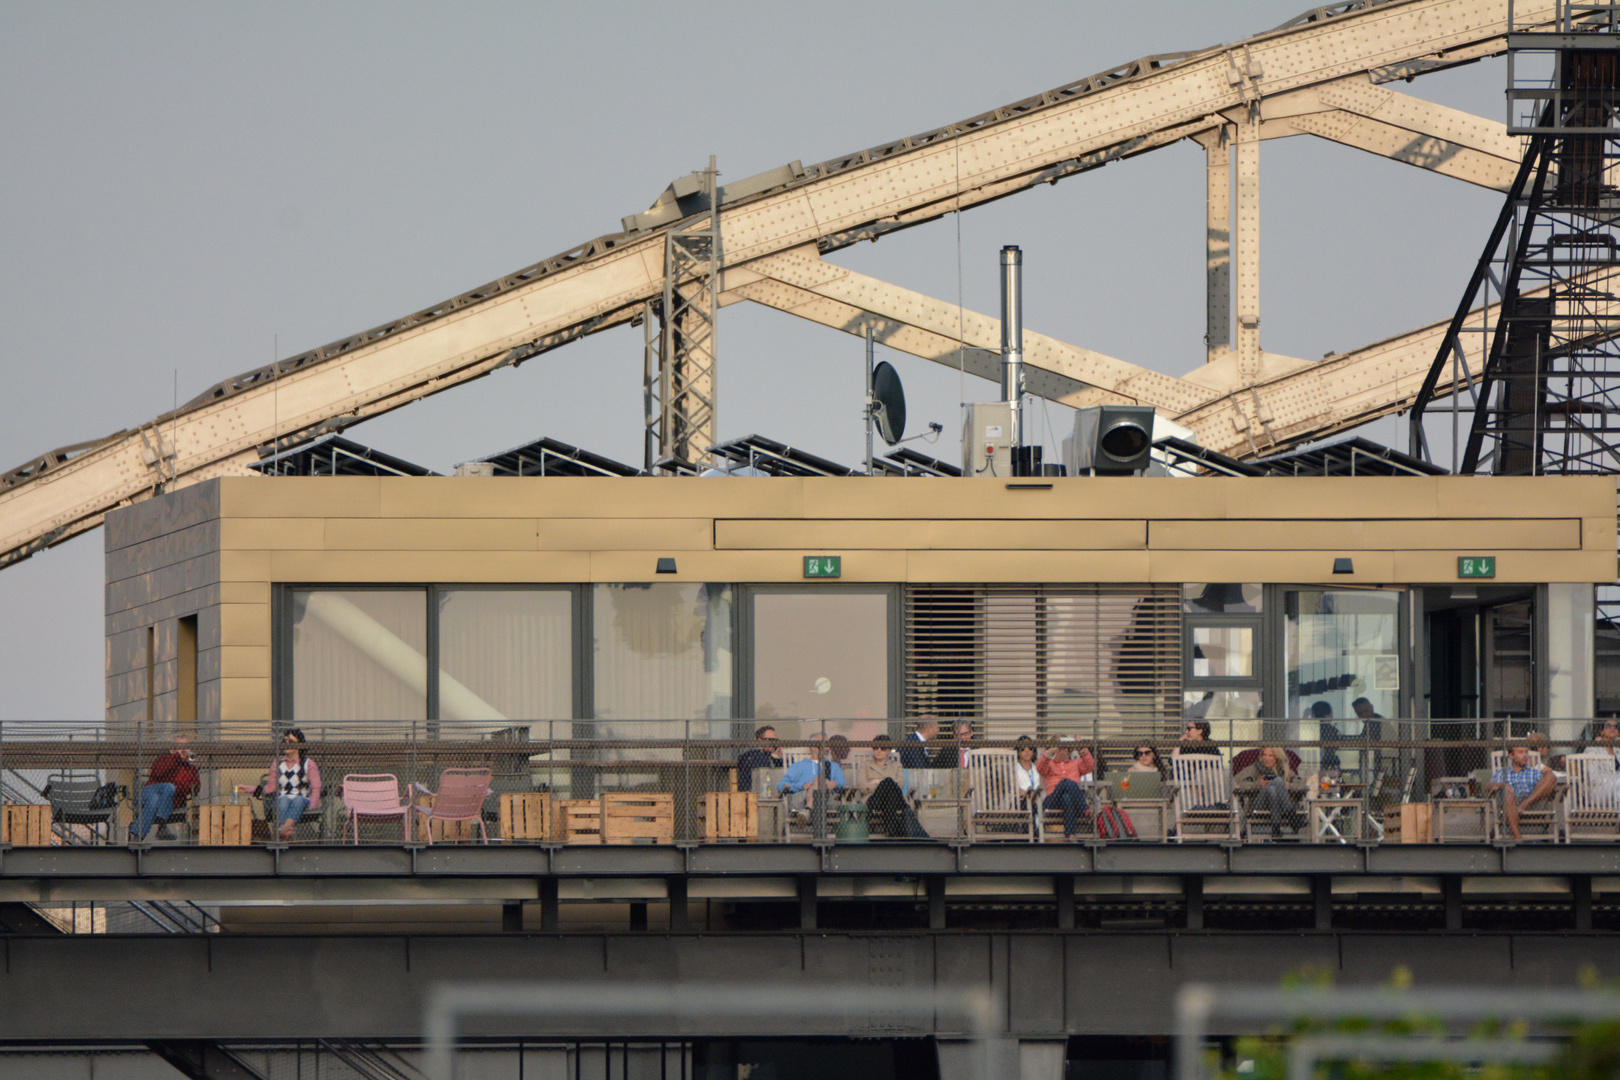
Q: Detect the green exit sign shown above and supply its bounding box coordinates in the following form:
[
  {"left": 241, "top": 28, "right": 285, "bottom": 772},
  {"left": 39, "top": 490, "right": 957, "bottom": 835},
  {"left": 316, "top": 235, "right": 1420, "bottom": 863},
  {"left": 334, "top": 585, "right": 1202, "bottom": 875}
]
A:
[
  {"left": 804, "top": 555, "right": 841, "bottom": 578},
  {"left": 1458, "top": 556, "right": 1496, "bottom": 579}
]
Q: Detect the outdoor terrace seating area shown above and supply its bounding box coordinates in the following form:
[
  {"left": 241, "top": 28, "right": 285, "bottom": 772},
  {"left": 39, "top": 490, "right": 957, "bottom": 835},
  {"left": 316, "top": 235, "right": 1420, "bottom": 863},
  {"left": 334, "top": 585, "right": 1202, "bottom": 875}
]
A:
[{"left": 1, "top": 719, "right": 1615, "bottom": 849}]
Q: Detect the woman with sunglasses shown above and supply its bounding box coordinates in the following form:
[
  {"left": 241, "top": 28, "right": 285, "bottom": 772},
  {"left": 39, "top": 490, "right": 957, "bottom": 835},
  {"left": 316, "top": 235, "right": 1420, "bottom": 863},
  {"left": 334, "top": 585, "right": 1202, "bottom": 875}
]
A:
[
  {"left": 1128, "top": 746, "right": 1165, "bottom": 777},
  {"left": 252, "top": 728, "right": 323, "bottom": 841}
]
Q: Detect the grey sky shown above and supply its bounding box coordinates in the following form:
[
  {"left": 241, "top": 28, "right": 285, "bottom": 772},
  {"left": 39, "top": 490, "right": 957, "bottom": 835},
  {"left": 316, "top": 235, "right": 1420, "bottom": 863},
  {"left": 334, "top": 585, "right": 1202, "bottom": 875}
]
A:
[{"left": 0, "top": 1, "right": 1506, "bottom": 719}]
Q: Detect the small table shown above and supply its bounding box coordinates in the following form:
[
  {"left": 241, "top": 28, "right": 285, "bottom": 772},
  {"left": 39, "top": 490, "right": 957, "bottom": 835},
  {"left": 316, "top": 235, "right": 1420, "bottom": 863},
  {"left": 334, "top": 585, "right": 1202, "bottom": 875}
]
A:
[{"left": 1309, "top": 797, "right": 1363, "bottom": 844}]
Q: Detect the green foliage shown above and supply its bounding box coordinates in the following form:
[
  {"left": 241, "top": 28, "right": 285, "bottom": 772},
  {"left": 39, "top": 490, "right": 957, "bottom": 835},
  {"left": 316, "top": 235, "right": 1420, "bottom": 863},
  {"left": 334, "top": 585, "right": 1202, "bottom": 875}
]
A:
[{"left": 1207, "top": 968, "right": 1620, "bottom": 1080}]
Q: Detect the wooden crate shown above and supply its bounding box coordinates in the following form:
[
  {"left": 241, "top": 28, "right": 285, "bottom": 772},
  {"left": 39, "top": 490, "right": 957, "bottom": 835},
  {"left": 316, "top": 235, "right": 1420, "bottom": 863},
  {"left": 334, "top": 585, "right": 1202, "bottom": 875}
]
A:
[
  {"left": 199, "top": 804, "right": 252, "bottom": 846},
  {"left": 1383, "top": 802, "right": 1432, "bottom": 844},
  {"left": 498, "top": 793, "right": 553, "bottom": 842},
  {"left": 602, "top": 793, "right": 674, "bottom": 845},
  {"left": 703, "top": 791, "right": 757, "bottom": 842},
  {"left": 2, "top": 805, "right": 53, "bottom": 847},
  {"left": 559, "top": 798, "right": 602, "bottom": 844}
]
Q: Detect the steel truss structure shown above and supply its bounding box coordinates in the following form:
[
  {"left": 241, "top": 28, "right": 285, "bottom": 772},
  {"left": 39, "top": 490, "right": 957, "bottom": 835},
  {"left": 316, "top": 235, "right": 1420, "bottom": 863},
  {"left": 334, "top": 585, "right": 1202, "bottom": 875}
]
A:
[{"left": 0, "top": 0, "right": 1574, "bottom": 570}]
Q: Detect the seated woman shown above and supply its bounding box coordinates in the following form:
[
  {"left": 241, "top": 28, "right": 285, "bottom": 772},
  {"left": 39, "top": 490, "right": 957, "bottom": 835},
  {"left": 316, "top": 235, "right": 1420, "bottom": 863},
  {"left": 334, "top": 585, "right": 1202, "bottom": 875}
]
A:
[
  {"left": 1129, "top": 746, "right": 1165, "bottom": 776},
  {"left": 852, "top": 735, "right": 927, "bottom": 839},
  {"left": 1233, "top": 746, "right": 1304, "bottom": 839},
  {"left": 252, "top": 728, "right": 323, "bottom": 841},
  {"left": 1013, "top": 737, "right": 1042, "bottom": 831},
  {"left": 1036, "top": 736, "right": 1095, "bottom": 840}
]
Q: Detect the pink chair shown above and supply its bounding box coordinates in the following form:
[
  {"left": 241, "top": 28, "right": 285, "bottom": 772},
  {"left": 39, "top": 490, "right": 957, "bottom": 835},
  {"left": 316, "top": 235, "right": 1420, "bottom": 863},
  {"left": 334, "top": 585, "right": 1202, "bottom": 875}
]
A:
[
  {"left": 413, "top": 768, "right": 493, "bottom": 845},
  {"left": 341, "top": 774, "right": 412, "bottom": 844}
]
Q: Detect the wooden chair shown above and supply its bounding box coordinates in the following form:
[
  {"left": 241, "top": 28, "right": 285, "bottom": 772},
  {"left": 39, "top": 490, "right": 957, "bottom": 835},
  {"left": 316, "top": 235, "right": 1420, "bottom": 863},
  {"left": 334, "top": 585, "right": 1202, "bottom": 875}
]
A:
[
  {"left": 1171, "top": 754, "right": 1236, "bottom": 842},
  {"left": 966, "top": 749, "right": 1033, "bottom": 842},
  {"left": 1484, "top": 752, "right": 1561, "bottom": 842},
  {"left": 1563, "top": 753, "right": 1620, "bottom": 841}
]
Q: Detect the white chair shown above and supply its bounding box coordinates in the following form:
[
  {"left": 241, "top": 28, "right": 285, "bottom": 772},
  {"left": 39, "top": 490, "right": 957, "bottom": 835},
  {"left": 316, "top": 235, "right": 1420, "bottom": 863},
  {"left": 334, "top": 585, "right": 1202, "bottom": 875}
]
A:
[
  {"left": 1171, "top": 754, "right": 1236, "bottom": 843},
  {"left": 966, "top": 748, "right": 1033, "bottom": 842},
  {"left": 1562, "top": 752, "right": 1620, "bottom": 841}
]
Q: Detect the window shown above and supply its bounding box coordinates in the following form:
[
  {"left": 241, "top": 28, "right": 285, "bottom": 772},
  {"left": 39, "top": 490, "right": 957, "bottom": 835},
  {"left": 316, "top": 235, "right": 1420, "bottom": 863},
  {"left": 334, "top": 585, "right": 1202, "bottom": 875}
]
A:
[
  {"left": 749, "top": 588, "right": 892, "bottom": 722},
  {"left": 1285, "top": 588, "right": 1401, "bottom": 778},
  {"left": 438, "top": 589, "right": 573, "bottom": 722},
  {"left": 1183, "top": 584, "right": 1263, "bottom": 725},
  {"left": 291, "top": 589, "right": 428, "bottom": 721},
  {"left": 592, "top": 583, "right": 733, "bottom": 721}
]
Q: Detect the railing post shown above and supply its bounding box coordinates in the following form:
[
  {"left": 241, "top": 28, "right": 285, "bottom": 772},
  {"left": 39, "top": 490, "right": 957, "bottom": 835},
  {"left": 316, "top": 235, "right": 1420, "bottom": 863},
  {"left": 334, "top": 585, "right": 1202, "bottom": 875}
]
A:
[{"left": 682, "top": 719, "right": 691, "bottom": 843}]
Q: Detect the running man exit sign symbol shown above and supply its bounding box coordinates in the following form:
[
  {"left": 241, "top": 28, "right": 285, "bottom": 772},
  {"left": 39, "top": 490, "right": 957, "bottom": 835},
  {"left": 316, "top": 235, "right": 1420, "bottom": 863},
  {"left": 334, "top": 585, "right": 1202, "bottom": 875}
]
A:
[
  {"left": 1458, "top": 556, "right": 1496, "bottom": 579},
  {"left": 804, "top": 556, "right": 841, "bottom": 578}
]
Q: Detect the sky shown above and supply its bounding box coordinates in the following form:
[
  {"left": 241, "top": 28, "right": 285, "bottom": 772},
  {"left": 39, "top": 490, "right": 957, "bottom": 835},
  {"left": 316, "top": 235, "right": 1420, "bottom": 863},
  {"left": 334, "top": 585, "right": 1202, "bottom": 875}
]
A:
[{"left": 0, "top": 1, "right": 1509, "bottom": 720}]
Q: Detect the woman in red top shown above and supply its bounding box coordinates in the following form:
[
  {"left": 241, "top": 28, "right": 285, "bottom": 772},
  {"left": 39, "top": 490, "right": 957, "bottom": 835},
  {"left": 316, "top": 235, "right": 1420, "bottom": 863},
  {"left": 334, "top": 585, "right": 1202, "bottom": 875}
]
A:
[{"left": 1035, "top": 736, "right": 1096, "bottom": 839}]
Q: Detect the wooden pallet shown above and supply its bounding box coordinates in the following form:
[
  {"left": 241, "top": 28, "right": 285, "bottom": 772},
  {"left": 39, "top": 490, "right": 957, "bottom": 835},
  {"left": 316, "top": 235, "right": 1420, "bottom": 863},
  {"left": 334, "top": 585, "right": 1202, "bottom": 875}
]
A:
[
  {"left": 2, "top": 805, "right": 53, "bottom": 846},
  {"left": 498, "top": 793, "right": 553, "bottom": 842},
  {"left": 199, "top": 804, "right": 252, "bottom": 846},
  {"left": 559, "top": 798, "right": 602, "bottom": 844},
  {"left": 702, "top": 791, "right": 757, "bottom": 842},
  {"left": 602, "top": 793, "right": 674, "bottom": 845}
]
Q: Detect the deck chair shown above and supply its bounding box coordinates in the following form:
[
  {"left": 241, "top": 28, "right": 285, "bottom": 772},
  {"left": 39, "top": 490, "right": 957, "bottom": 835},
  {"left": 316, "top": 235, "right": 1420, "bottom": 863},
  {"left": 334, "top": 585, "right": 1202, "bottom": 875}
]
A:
[
  {"left": 413, "top": 768, "right": 493, "bottom": 845},
  {"left": 1171, "top": 754, "right": 1236, "bottom": 842},
  {"left": 1484, "top": 750, "right": 1560, "bottom": 842},
  {"left": 341, "top": 774, "right": 412, "bottom": 844},
  {"left": 1563, "top": 753, "right": 1620, "bottom": 841},
  {"left": 966, "top": 748, "right": 1033, "bottom": 841},
  {"left": 46, "top": 776, "right": 121, "bottom": 844}
]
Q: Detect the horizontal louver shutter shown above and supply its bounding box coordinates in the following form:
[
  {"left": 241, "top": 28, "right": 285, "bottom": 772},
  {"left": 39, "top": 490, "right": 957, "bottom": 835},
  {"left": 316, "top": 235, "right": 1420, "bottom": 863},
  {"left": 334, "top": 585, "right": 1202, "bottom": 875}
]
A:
[{"left": 904, "top": 584, "right": 1181, "bottom": 738}]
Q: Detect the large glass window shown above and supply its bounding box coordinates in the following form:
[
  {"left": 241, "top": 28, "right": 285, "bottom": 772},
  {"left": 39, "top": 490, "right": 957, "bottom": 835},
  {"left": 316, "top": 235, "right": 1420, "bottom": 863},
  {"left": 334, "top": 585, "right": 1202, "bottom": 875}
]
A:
[
  {"left": 1285, "top": 588, "right": 1400, "bottom": 776},
  {"left": 752, "top": 590, "right": 890, "bottom": 721},
  {"left": 1183, "top": 584, "right": 1263, "bottom": 724},
  {"left": 292, "top": 589, "right": 427, "bottom": 721},
  {"left": 438, "top": 589, "right": 572, "bottom": 722},
  {"left": 593, "top": 583, "right": 733, "bottom": 721}
]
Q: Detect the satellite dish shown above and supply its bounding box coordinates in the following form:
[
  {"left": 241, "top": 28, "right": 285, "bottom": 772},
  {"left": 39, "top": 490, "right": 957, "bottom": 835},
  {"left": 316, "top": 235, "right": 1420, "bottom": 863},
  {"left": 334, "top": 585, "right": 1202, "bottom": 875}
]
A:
[{"left": 871, "top": 361, "right": 906, "bottom": 445}]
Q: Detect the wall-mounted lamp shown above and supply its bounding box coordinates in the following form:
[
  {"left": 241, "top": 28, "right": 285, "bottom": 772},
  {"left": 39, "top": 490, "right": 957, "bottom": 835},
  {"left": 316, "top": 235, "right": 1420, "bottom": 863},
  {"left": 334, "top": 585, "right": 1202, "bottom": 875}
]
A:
[
  {"left": 1332, "top": 558, "right": 1354, "bottom": 575},
  {"left": 656, "top": 557, "right": 677, "bottom": 574}
]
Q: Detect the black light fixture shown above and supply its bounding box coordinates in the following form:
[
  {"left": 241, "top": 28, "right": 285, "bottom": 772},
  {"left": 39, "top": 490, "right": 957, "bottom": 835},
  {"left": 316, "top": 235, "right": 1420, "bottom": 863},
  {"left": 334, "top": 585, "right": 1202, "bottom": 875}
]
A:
[
  {"left": 1332, "top": 557, "right": 1354, "bottom": 575},
  {"left": 656, "top": 557, "right": 677, "bottom": 574}
]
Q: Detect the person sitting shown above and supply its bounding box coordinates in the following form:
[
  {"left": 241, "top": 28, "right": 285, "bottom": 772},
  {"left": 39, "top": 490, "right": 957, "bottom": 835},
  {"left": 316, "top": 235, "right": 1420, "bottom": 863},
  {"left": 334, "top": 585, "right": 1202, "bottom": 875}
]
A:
[
  {"left": 950, "top": 720, "right": 979, "bottom": 768},
  {"left": 1012, "top": 737, "right": 1043, "bottom": 831},
  {"left": 251, "top": 728, "right": 323, "bottom": 842},
  {"left": 1129, "top": 745, "right": 1165, "bottom": 776},
  {"left": 1311, "top": 701, "right": 1342, "bottom": 772},
  {"left": 778, "top": 732, "right": 845, "bottom": 826},
  {"left": 1234, "top": 746, "right": 1304, "bottom": 839},
  {"left": 1486, "top": 741, "right": 1556, "bottom": 842},
  {"left": 1174, "top": 720, "right": 1220, "bottom": 757},
  {"left": 737, "top": 725, "right": 782, "bottom": 794},
  {"left": 900, "top": 718, "right": 940, "bottom": 769},
  {"left": 1035, "top": 736, "right": 1095, "bottom": 840},
  {"left": 851, "top": 735, "right": 927, "bottom": 839},
  {"left": 1584, "top": 718, "right": 1620, "bottom": 763},
  {"left": 132, "top": 734, "right": 200, "bottom": 842}
]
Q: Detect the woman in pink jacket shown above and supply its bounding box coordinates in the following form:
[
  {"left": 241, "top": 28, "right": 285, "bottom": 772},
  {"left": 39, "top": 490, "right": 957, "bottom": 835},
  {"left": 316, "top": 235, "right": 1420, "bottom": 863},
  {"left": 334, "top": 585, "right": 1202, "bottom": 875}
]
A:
[{"left": 254, "top": 728, "right": 322, "bottom": 841}]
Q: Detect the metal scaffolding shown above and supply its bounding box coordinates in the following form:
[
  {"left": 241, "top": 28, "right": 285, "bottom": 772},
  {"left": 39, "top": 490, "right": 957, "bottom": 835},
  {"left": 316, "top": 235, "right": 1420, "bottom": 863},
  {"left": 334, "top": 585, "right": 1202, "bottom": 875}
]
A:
[{"left": 645, "top": 158, "right": 720, "bottom": 473}]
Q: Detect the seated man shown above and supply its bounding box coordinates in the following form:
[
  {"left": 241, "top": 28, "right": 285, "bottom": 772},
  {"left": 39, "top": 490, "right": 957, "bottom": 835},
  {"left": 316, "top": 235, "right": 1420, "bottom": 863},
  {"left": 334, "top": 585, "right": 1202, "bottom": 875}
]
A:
[
  {"left": 1233, "top": 746, "right": 1305, "bottom": 839},
  {"left": 851, "top": 735, "right": 927, "bottom": 839},
  {"left": 736, "top": 725, "right": 782, "bottom": 795},
  {"left": 778, "top": 733, "right": 845, "bottom": 832},
  {"left": 1486, "top": 741, "right": 1556, "bottom": 842},
  {"left": 132, "top": 735, "right": 200, "bottom": 842},
  {"left": 1174, "top": 719, "right": 1220, "bottom": 757},
  {"left": 1035, "top": 736, "right": 1096, "bottom": 840},
  {"left": 900, "top": 718, "right": 940, "bottom": 769}
]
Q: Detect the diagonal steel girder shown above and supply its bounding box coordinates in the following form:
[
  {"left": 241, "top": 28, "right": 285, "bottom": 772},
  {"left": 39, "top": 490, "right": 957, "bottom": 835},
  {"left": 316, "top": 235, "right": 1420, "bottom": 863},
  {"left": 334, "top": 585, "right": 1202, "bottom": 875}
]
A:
[
  {"left": 731, "top": 249, "right": 1620, "bottom": 460},
  {"left": 0, "top": 0, "right": 1560, "bottom": 566}
]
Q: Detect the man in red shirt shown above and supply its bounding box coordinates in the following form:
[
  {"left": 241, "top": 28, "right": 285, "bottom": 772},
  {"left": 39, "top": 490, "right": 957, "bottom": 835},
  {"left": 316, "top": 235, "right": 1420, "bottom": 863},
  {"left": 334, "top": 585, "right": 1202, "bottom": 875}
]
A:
[
  {"left": 1035, "top": 736, "right": 1096, "bottom": 839},
  {"left": 132, "top": 735, "right": 200, "bottom": 842}
]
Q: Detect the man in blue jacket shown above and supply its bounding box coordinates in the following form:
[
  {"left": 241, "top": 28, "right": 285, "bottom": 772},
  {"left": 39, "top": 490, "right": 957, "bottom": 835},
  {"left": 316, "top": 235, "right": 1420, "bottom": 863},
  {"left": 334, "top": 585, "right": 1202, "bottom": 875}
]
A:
[{"left": 779, "top": 732, "right": 845, "bottom": 836}]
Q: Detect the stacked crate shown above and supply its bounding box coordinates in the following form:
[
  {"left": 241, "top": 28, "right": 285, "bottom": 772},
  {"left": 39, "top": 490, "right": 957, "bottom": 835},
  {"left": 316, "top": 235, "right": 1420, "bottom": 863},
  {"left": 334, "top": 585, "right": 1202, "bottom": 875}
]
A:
[
  {"left": 702, "top": 792, "right": 757, "bottom": 842},
  {"left": 1, "top": 805, "right": 53, "bottom": 846},
  {"left": 602, "top": 793, "right": 674, "bottom": 844},
  {"left": 199, "top": 805, "right": 252, "bottom": 846},
  {"left": 497, "top": 793, "right": 553, "bottom": 842},
  {"left": 559, "top": 798, "right": 603, "bottom": 844}
]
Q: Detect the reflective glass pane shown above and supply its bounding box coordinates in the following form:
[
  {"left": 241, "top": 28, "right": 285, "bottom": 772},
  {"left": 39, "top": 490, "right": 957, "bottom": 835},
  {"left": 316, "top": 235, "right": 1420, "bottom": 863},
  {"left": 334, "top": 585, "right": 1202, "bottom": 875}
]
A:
[
  {"left": 438, "top": 589, "right": 572, "bottom": 723},
  {"left": 593, "top": 584, "right": 733, "bottom": 720},
  {"left": 753, "top": 591, "right": 888, "bottom": 721},
  {"left": 292, "top": 590, "right": 426, "bottom": 721},
  {"left": 1191, "top": 626, "right": 1253, "bottom": 678},
  {"left": 1184, "top": 690, "right": 1262, "bottom": 720},
  {"left": 1286, "top": 589, "right": 1399, "bottom": 778},
  {"left": 1183, "top": 583, "right": 1263, "bottom": 614}
]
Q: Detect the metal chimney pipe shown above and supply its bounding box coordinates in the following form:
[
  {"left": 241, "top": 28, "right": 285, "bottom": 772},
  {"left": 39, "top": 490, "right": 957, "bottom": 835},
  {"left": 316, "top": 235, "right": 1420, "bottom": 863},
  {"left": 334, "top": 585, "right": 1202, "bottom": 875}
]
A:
[{"left": 1000, "top": 245, "right": 1024, "bottom": 448}]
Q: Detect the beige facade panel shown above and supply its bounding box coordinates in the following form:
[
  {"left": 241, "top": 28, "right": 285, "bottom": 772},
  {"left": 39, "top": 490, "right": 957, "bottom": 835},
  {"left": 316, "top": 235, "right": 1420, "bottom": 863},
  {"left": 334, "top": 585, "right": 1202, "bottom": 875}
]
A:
[
  {"left": 221, "top": 477, "right": 381, "bottom": 519},
  {"left": 219, "top": 549, "right": 271, "bottom": 584},
  {"left": 219, "top": 645, "right": 272, "bottom": 679},
  {"left": 1586, "top": 516, "right": 1617, "bottom": 553},
  {"left": 1392, "top": 549, "right": 1616, "bottom": 584},
  {"left": 1151, "top": 518, "right": 1582, "bottom": 551},
  {"left": 219, "top": 581, "right": 272, "bottom": 605},
  {"left": 882, "top": 479, "right": 1231, "bottom": 521},
  {"left": 261, "top": 549, "right": 592, "bottom": 583},
  {"left": 324, "top": 518, "right": 540, "bottom": 552},
  {"left": 1219, "top": 477, "right": 1441, "bottom": 520},
  {"left": 589, "top": 549, "right": 910, "bottom": 583},
  {"left": 1434, "top": 476, "right": 1606, "bottom": 518},
  {"left": 1148, "top": 550, "right": 1396, "bottom": 584},
  {"left": 370, "top": 477, "right": 806, "bottom": 521},
  {"left": 219, "top": 518, "right": 327, "bottom": 551},
  {"left": 715, "top": 518, "right": 1147, "bottom": 551},
  {"left": 536, "top": 519, "right": 713, "bottom": 552},
  {"left": 907, "top": 550, "right": 1152, "bottom": 583},
  {"left": 217, "top": 603, "right": 272, "bottom": 648},
  {"left": 220, "top": 676, "right": 272, "bottom": 722}
]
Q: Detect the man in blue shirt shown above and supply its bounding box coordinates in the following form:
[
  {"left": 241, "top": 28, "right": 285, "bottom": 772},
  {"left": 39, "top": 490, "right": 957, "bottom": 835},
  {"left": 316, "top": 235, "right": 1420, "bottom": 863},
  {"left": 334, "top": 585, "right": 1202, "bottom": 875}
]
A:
[
  {"left": 1486, "top": 741, "right": 1555, "bottom": 842},
  {"left": 779, "top": 733, "right": 845, "bottom": 835}
]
